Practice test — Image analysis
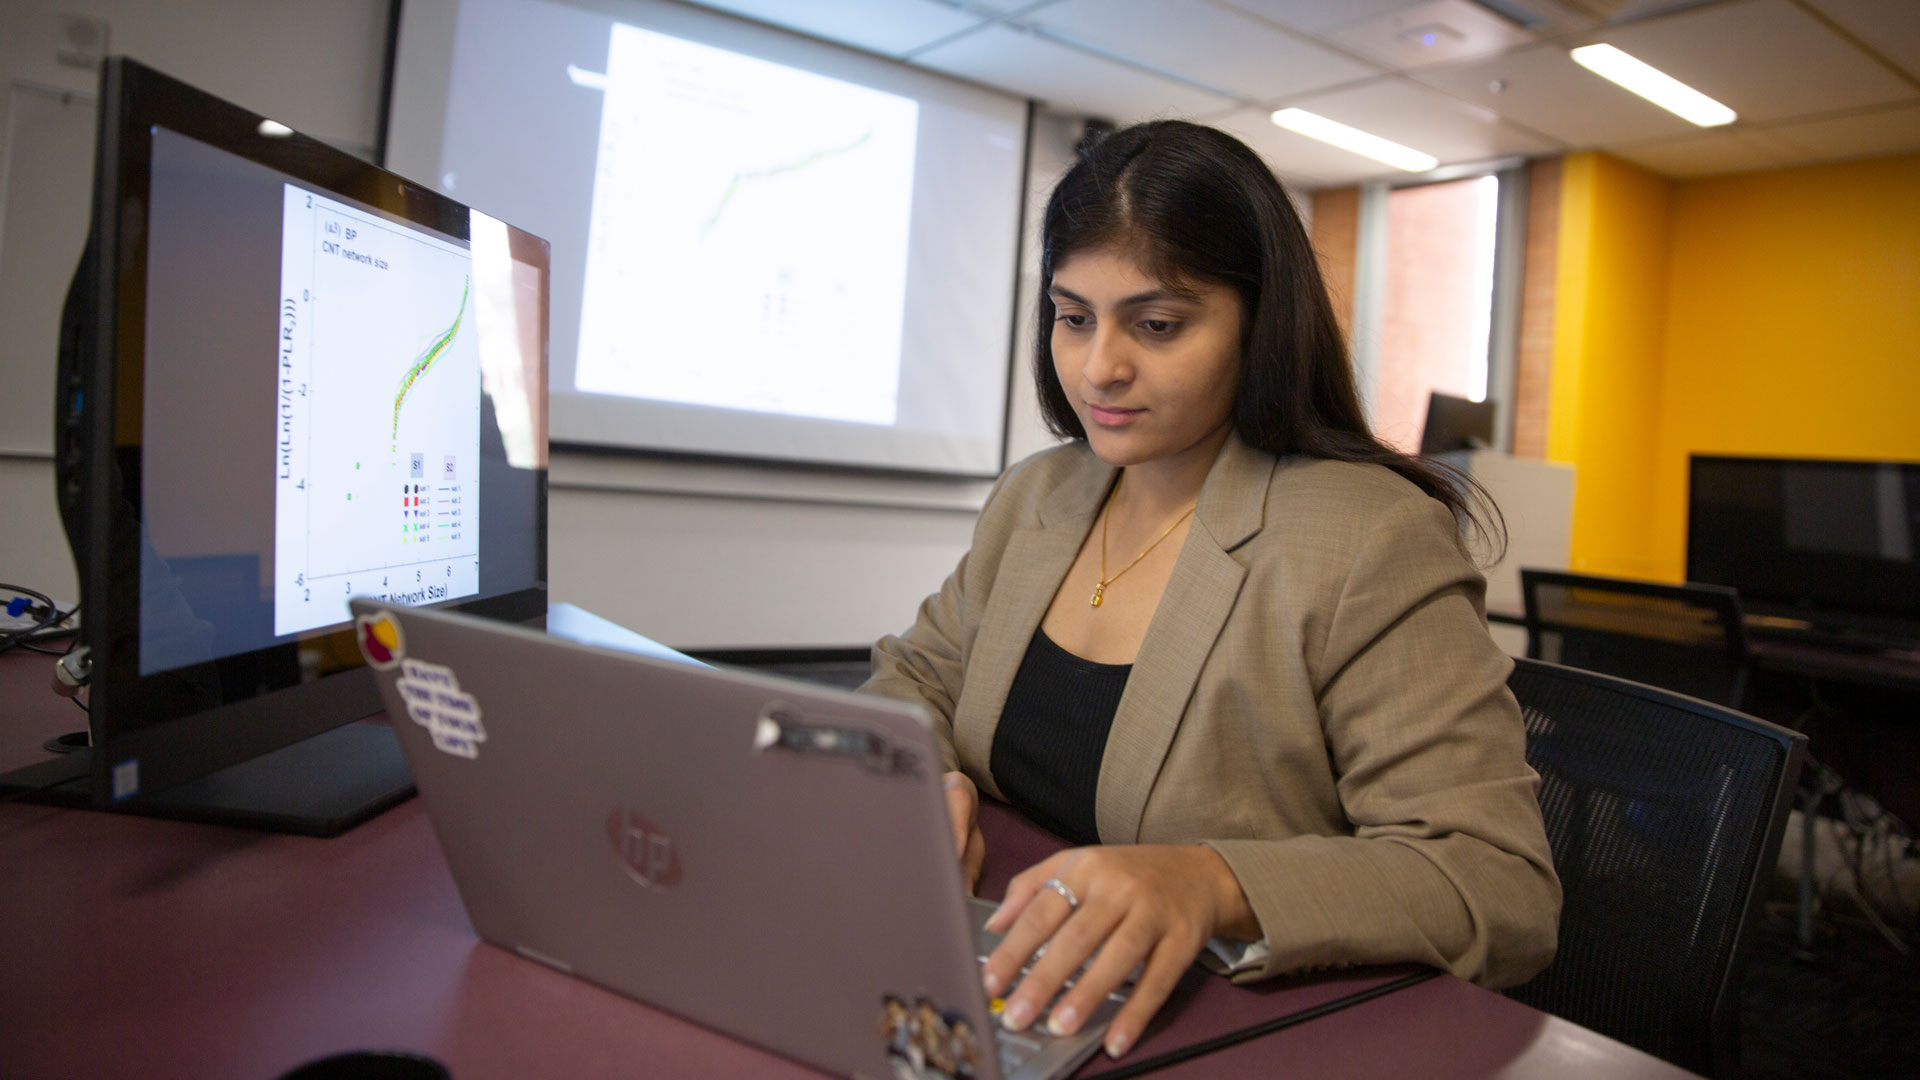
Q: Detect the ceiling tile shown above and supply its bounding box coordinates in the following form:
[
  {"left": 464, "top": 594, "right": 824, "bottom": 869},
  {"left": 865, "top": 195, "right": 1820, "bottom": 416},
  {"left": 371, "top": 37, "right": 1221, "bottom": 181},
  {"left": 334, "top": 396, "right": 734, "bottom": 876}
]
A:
[
  {"left": 1215, "top": 0, "right": 1432, "bottom": 35},
  {"left": 1596, "top": 0, "right": 1917, "bottom": 124},
  {"left": 1323, "top": 0, "right": 1539, "bottom": 69},
  {"left": 1606, "top": 127, "right": 1801, "bottom": 178},
  {"left": 1028, "top": 0, "right": 1380, "bottom": 101},
  {"left": 679, "top": 0, "right": 989, "bottom": 58},
  {"left": 1289, "top": 76, "right": 1565, "bottom": 162},
  {"left": 1766, "top": 103, "right": 1920, "bottom": 163},
  {"left": 1804, "top": 0, "right": 1920, "bottom": 77},
  {"left": 910, "top": 22, "right": 1236, "bottom": 120},
  {"left": 1206, "top": 106, "right": 1411, "bottom": 187},
  {"left": 1411, "top": 41, "right": 1704, "bottom": 146}
]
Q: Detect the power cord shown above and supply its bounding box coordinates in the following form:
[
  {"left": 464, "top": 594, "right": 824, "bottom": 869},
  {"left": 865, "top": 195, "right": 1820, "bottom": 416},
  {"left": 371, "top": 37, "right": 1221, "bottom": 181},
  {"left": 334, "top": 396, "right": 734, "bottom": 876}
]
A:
[
  {"left": 9, "top": 606, "right": 80, "bottom": 656},
  {"left": 0, "top": 583, "right": 89, "bottom": 724},
  {"left": 0, "top": 587, "right": 91, "bottom": 805},
  {"left": 0, "top": 583, "right": 75, "bottom": 656}
]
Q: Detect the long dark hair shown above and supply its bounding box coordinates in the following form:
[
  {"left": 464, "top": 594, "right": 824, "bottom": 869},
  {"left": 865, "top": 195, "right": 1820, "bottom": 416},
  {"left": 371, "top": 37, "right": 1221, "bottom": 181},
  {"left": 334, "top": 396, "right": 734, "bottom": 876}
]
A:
[{"left": 1033, "top": 120, "right": 1504, "bottom": 562}]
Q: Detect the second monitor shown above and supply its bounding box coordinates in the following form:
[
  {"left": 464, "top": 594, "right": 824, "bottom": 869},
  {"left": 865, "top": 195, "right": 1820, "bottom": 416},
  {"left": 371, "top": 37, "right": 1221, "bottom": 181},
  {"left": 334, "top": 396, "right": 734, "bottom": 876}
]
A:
[
  {"left": 1420, "top": 391, "right": 1496, "bottom": 455},
  {"left": 43, "top": 56, "right": 550, "bottom": 832}
]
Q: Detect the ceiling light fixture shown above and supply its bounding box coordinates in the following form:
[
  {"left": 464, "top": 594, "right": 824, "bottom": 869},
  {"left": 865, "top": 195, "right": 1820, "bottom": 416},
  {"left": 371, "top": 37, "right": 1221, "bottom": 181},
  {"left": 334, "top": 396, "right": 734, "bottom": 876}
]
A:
[
  {"left": 1569, "top": 43, "right": 1736, "bottom": 127},
  {"left": 1268, "top": 108, "right": 1438, "bottom": 172}
]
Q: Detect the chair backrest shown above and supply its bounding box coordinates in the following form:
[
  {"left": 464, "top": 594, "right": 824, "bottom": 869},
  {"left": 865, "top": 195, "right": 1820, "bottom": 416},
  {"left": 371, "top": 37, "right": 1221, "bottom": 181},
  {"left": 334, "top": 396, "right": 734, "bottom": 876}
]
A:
[
  {"left": 1520, "top": 568, "right": 1751, "bottom": 709},
  {"left": 1505, "top": 657, "right": 1804, "bottom": 1079}
]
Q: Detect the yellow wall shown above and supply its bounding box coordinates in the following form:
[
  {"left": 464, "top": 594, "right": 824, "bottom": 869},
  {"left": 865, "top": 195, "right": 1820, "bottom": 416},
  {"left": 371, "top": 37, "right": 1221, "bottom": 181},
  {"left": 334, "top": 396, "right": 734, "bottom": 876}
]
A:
[
  {"left": 1645, "top": 152, "right": 1920, "bottom": 580},
  {"left": 1547, "top": 152, "right": 1673, "bottom": 579},
  {"left": 1545, "top": 150, "right": 1920, "bottom": 581}
]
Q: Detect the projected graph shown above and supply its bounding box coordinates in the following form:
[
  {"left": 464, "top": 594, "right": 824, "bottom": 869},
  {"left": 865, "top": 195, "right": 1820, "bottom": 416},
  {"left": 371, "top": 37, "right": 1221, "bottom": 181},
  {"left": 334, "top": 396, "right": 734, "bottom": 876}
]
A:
[
  {"left": 273, "top": 186, "right": 482, "bottom": 637},
  {"left": 573, "top": 23, "right": 919, "bottom": 427},
  {"left": 699, "top": 131, "right": 872, "bottom": 235},
  {"left": 393, "top": 278, "right": 470, "bottom": 449}
]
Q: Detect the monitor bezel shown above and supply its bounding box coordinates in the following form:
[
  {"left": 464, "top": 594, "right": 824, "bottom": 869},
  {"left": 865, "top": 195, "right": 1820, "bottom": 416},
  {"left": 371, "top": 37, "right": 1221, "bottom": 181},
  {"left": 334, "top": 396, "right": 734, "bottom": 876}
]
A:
[{"left": 73, "top": 56, "right": 548, "bottom": 805}]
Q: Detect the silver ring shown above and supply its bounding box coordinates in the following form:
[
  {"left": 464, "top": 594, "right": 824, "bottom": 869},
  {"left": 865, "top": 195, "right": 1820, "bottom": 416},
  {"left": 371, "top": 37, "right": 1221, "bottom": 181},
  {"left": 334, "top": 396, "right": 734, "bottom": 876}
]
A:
[{"left": 1042, "top": 877, "right": 1080, "bottom": 911}]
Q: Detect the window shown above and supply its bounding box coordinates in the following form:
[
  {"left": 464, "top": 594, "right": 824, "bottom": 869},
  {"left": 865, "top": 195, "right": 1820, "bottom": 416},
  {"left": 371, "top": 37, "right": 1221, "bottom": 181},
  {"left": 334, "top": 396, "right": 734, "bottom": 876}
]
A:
[{"left": 1350, "top": 169, "right": 1521, "bottom": 455}]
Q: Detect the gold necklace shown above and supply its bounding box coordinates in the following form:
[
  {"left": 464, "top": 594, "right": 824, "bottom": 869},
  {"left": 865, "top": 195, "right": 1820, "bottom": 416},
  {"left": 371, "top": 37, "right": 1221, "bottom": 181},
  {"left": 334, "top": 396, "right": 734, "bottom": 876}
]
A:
[{"left": 1090, "top": 482, "right": 1197, "bottom": 608}]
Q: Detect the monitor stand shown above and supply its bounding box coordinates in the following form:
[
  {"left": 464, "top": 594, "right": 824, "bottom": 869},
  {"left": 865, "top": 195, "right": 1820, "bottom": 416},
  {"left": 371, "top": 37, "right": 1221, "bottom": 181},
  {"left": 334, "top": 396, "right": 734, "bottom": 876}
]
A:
[
  {"left": 1, "top": 604, "right": 666, "bottom": 836},
  {"left": 0, "top": 721, "right": 413, "bottom": 838},
  {"left": 129, "top": 721, "right": 414, "bottom": 836}
]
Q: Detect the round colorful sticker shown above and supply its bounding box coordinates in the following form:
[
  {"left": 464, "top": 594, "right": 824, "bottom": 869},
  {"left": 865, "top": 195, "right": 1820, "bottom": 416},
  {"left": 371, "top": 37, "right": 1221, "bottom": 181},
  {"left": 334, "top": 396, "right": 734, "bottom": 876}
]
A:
[{"left": 356, "top": 611, "right": 405, "bottom": 669}]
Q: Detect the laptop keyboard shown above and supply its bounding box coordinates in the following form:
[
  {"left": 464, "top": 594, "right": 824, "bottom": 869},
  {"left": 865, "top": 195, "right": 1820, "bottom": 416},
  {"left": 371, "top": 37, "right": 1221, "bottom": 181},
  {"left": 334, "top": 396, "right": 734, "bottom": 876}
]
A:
[
  {"left": 987, "top": 993, "right": 1126, "bottom": 1076},
  {"left": 969, "top": 898, "right": 1130, "bottom": 1078}
]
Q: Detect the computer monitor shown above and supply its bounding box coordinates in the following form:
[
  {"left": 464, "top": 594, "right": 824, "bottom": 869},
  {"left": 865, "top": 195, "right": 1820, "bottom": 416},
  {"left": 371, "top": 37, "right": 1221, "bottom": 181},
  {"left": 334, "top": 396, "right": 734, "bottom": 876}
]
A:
[
  {"left": 1687, "top": 455, "right": 1920, "bottom": 641},
  {"left": 42, "top": 57, "right": 550, "bottom": 833},
  {"left": 1419, "top": 391, "right": 1496, "bottom": 455}
]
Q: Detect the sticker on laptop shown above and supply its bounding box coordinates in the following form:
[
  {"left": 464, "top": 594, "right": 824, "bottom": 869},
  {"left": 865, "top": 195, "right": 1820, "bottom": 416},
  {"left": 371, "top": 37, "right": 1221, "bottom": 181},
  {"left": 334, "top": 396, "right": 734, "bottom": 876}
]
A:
[
  {"left": 355, "top": 611, "right": 405, "bottom": 670},
  {"left": 395, "top": 658, "right": 486, "bottom": 759},
  {"left": 753, "top": 703, "right": 923, "bottom": 780},
  {"left": 881, "top": 993, "right": 983, "bottom": 1080}
]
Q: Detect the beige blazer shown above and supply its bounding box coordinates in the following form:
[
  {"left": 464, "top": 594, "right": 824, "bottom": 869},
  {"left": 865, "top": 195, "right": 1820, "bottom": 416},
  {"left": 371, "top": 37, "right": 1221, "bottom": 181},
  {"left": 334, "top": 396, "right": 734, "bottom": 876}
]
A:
[{"left": 863, "top": 433, "right": 1560, "bottom": 989}]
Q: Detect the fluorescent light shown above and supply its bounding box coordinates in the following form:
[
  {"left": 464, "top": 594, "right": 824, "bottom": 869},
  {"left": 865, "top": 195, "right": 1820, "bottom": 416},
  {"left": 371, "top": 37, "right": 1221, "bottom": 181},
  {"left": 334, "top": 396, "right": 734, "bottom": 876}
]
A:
[
  {"left": 1569, "top": 44, "right": 1735, "bottom": 127},
  {"left": 1269, "top": 108, "right": 1438, "bottom": 173},
  {"left": 256, "top": 119, "right": 294, "bottom": 138}
]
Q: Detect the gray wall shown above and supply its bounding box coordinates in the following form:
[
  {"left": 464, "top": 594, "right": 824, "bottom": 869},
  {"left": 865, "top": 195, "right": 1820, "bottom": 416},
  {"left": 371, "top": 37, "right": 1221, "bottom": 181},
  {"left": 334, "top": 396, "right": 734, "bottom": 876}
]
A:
[{"left": 0, "top": 0, "right": 1072, "bottom": 648}]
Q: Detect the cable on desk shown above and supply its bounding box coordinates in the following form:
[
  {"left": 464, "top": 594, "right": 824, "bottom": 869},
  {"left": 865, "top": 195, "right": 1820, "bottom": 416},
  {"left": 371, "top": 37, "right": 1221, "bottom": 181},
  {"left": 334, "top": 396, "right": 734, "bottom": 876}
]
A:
[
  {"left": 9, "top": 606, "right": 81, "bottom": 655},
  {"left": 0, "top": 582, "right": 60, "bottom": 651},
  {"left": 0, "top": 583, "right": 75, "bottom": 657},
  {"left": 1085, "top": 968, "right": 1440, "bottom": 1080}
]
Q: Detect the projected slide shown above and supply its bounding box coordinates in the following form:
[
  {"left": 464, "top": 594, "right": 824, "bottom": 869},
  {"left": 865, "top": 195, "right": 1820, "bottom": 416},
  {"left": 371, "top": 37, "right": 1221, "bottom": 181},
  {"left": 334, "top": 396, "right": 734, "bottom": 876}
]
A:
[
  {"left": 573, "top": 24, "right": 919, "bottom": 426},
  {"left": 274, "top": 186, "right": 481, "bottom": 636}
]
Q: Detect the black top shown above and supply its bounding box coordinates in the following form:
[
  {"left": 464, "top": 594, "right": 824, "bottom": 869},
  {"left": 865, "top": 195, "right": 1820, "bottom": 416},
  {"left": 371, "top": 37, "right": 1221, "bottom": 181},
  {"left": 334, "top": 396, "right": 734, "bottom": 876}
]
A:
[{"left": 989, "top": 627, "right": 1133, "bottom": 846}]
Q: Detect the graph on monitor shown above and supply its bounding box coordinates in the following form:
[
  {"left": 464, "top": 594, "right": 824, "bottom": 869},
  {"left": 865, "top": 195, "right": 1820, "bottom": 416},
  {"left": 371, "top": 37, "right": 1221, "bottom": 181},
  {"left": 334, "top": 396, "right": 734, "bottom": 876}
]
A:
[
  {"left": 274, "top": 186, "right": 482, "bottom": 636},
  {"left": 572, "top": 23, "right": 919, "bottom": 427}
]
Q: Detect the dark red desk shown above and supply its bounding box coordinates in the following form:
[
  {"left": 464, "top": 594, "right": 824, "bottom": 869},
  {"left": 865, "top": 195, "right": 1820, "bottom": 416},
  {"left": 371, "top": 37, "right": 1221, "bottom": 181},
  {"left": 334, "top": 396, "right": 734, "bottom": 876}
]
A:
[{"left": 0, "top": 649, "right": 1696, "bottom": 1079}]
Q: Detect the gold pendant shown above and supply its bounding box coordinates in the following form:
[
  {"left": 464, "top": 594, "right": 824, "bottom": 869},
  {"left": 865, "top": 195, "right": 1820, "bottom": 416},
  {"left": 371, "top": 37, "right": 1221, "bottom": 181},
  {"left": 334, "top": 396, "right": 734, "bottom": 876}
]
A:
[{"left": 1090, "top": 583, "right": 1105, "bottom": 608}]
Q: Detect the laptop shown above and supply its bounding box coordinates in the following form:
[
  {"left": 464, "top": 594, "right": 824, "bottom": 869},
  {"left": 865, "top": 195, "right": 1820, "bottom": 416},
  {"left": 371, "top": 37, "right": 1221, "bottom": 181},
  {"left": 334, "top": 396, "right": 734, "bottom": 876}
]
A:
[{"left": 350, "top": 599, "right": 1123, "bottom": 1080}]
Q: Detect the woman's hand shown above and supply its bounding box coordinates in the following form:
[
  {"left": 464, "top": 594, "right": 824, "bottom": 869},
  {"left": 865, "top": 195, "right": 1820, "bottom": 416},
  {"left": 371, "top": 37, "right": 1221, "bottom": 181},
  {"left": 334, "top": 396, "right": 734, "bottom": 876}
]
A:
[
  {"left": 942, "top": 772, "right": 986, "bottom": 894},
  {"left": 981, "top": 845, "right": 1257, "bottom": 1059}
]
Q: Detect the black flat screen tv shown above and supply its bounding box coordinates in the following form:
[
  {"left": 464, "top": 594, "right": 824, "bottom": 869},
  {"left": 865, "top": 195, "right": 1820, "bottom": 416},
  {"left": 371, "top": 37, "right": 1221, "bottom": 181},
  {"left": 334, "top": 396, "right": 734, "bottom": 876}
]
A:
[
  {"left": 1686, "top": 455, "right": 1920, "bottom": 638},
  {"left": 43, "top": 57, "right": 550, "bottom": 833}
]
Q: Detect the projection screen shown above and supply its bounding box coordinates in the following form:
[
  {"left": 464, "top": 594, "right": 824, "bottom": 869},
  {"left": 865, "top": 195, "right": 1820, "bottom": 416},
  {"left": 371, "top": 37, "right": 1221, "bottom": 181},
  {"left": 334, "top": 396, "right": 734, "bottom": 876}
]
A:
[{"left": 387, "top": 0, "right": 1031, "bottom": 477}]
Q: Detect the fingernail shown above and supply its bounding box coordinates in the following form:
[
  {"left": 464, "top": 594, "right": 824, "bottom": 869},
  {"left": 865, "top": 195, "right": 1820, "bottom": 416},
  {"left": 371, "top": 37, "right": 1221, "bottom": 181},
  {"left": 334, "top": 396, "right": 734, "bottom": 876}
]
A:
[
  {"left": 1105, "top": 1029, "right": 1131, "bottom": 1058},
  {"left": 1002, "top": 998, "right": 1033, "bottom": 1031},
  {"left": 1046, "top": 1004, "right": 1078, "bottom": 1036},
  {"left": 982, "top": 970, "right": 1002, "bottom": 995}
]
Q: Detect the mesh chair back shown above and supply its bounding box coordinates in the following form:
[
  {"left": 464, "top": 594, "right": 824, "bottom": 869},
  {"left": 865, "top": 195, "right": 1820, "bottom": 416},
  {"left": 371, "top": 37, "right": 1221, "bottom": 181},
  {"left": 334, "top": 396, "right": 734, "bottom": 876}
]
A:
[
  {"left": 1506, "top": 658, "right": 1804, "bottom": 1078},
  {"left": 1521, "top": 568, "right": 1750, "bottom": 708}
]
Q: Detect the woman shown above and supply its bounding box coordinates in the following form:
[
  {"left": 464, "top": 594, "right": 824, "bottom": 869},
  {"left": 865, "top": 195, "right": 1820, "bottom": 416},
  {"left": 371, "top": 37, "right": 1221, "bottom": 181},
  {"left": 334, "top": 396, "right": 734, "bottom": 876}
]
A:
[{"left": 861, "top": 121, "right": 1559, "bottom": 1060}]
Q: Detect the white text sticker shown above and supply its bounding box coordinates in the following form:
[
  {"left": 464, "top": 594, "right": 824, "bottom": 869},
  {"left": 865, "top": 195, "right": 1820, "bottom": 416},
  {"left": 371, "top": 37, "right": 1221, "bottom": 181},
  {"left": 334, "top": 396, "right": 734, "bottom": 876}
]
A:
[{"left": 397, "top": 658, "right": 486, "bottom": 759}]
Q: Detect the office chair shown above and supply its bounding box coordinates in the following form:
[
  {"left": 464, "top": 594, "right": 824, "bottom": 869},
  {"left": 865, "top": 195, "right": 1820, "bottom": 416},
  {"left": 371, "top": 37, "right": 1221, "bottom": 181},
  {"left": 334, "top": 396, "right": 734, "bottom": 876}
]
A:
[
  {"left": 1505, "top": 657, "right": 1805, "bottom": 1079},
  {"left": 1520, "top": 568, "right": 1750, "bottom": 709}
]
